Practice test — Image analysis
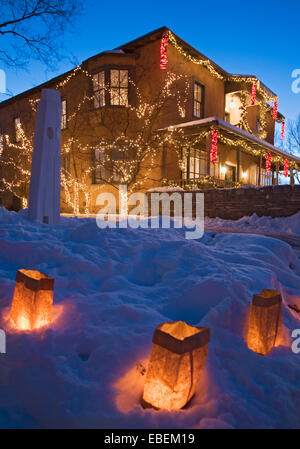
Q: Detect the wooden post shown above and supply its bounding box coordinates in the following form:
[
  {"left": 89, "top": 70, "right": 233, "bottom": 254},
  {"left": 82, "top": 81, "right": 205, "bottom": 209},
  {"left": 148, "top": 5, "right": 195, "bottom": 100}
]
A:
[
  {"left": 258, "top": 155, "right": 262, "bottom": 186},
  {"left": 275, "top": 162, "right": 279, "bottom": 185},
  {"left": 206, "top": 133, "right": 211, "bottom": 177},
  {"left": 290, "top": 169, "right": 295, "bottom": 185},
  {"left": 237, "top": 149, "right": 241, "bottom": 183}
]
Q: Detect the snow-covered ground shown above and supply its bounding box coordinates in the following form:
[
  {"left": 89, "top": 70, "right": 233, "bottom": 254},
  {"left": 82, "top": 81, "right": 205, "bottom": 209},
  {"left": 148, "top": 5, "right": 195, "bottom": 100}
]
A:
[
  {"left": 0, "top": 206, "right": 300, "bottom": 429},
  {"left": 205, "top": 212, "right": 300, "bottom": 237}
]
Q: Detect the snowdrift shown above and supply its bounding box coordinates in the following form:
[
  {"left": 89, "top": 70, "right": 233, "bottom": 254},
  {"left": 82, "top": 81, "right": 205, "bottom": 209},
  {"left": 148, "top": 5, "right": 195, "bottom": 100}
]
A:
[{"left": 0, "top": 207, "right": 299, "bottom": 428}]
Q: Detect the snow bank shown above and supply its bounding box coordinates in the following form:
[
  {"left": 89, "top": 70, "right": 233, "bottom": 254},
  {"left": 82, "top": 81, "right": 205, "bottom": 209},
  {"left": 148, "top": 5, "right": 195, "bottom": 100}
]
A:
[
  {"left": 147, "top": 186, "right": 184, "bottom": 192},
  {"left": 205, "top": 211, "right": 300, "bottom": 236},
  {"left": 0, "top": 207, "right": 299, "bottom": 429}
]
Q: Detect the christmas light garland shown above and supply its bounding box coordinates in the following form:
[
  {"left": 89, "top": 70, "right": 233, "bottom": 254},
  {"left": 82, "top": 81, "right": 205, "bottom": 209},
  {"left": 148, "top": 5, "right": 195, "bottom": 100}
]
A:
[
  {"left": 251, "top": 83, "right": 257, "bottom": 105},
  {"left": 284, "top": 158, "right": 289, "bottom": 177},
  {"left": 281, "top": 121, "right": 285, "bottom": 140},
  {"left": 210, "top": 129, "right": 218, "bottom": 164},
  {"left": 265, "top": 152, "right": 272, "bottom": 173},
  {"left": 273, "top": 100, "right": 278, "bottom": 120}
]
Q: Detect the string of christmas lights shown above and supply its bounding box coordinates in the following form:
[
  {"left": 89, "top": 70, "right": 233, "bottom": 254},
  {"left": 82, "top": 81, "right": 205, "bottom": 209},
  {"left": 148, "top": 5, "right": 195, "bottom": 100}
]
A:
[
  {"left": 281, "top": 121, "right": 285, "bottom": 140},
  {"left": 251, "top": 83, "right": 257, "bottom": 105},
  {"left": 266, "top": 152, "right": 272, "bottom": 173},
  {"left": 160, "top": 35, "right": 168, "bottom": 70},
  {"left": 284, "top": 158, "right": 289, "bottom": 177},
  {"left": 273, "top": 100, "right": 278, "bottom": 120}
]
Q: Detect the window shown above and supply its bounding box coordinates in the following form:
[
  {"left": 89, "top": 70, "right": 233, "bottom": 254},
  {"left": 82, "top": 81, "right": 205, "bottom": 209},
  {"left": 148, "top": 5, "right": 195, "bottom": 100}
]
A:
[
  {"left": 62, "top": 153, "right": 70, "bottom": 173},
  {"left": 61, "top": 99, "right": 67, "bottom": 130},
  {"left": 93, "top": 147, "right": 106, "bottom": 184},
  {"left": 93, "top": 146, "right": 128, "bottom": 184},
  {"left": 93, "top": 71, "right": 105, "bottom": 108},
  {"left": 194, "top": 82, "right": 204, "bottom": 118},
  {"left": 182, "top": 148, "right": 207, "bottom": 180},
  {"left": 110, "top": 69, "right": 129, "bottom": 106},
  {"left": 225, "top": 112, "right": 230, "bottom": 123},
  {"left": 210, "top": 161, "right": 220, "bottom": 178},
  {"left": 14, "top": 117, "right": 21, "bottom": 142}
]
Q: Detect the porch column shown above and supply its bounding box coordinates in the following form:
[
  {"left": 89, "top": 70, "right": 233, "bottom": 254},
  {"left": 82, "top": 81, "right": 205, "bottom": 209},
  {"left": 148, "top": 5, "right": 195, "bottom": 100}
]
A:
[
  {"left": 237, "top": 149, "right": 241, "bottom": 183},
  {"left": 272, "top": 166, "right": 276, "bottom": 185},
  {"left": 290, "top": 169, "right": 295, "bottom": 185},
  {"left": 275, "top": 162, "right": 279, "bottom": 185},
  {"left": 258, "top": 155, "right": 262, "bottom": 186},
  {"left": 206, "top": 134, "right": 211, "bottom": 176}
]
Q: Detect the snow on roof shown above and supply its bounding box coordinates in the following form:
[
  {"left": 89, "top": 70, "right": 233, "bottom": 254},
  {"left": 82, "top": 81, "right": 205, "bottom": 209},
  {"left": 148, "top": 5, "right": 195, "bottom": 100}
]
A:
[{"left": 160, "top": 117, "right": 300, "bottom": 164}]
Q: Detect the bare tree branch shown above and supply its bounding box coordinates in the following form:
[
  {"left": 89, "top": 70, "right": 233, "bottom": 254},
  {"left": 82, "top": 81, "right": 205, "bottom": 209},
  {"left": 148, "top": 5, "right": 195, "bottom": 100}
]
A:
[{"left": 0, "top": 0, "right": 83, "bottom": 69}]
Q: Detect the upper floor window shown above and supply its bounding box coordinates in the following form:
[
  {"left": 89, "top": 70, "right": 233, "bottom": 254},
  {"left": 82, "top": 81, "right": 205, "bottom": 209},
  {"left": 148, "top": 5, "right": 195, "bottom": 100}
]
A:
[
  {"left": 110, "top": 69, "right": 129, "bottom": 106},
  {"left": 93, "top": 71, "right": 105, "bottom": 109},
  {"left": 61, "top": 99, "right": 67, "bottom": 130},
  {"left": 14, "top": 117, "right": 21, "bottom": 142},
  {"left": 194, "top": 82, "right": 204, "bottom": 118}
]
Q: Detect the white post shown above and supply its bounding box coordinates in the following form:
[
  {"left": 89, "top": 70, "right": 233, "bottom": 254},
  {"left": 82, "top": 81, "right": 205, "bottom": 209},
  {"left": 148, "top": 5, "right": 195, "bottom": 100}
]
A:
[{"left": 28, "top": 88, "right": 62, "bottom": 224}]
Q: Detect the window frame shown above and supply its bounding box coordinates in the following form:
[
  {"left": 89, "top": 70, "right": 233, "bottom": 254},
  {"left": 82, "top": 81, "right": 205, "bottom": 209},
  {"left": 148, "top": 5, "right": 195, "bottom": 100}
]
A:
[
  {"left": 109, "top": 69, "right": 129, "bottom": 107},
  {"left": 92, "top": 70, "right": 106, "bottom": 109},
  {"left": 181, "top": 147, "right": 207, "bottom": 180},
  {"left": 193, "top": 81, "right": 205, "bottom": 119},
  {"left": 90, "top": 65, "right": 134, "bottom": 110}
]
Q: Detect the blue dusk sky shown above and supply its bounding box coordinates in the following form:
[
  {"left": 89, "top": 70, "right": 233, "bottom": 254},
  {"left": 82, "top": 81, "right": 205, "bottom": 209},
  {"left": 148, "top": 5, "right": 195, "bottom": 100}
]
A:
[{"left": 0, "top": 0, "right": 299, "bottom": 121}]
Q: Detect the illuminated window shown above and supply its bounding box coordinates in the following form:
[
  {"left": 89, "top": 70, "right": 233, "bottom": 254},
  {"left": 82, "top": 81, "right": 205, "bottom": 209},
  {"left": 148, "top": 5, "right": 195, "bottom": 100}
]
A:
[
  {"left": 110, "top": 69, "right": 129, "bottom": 106},
  {"left": 61, "top": 99, "right": 67, "bottom": 130},
  {"left": 182, "top": 148, "right": 207, "bottom": 180},
  {"left": 194, "top": 82, "right": 204, "bottom": 118},
  {"left": 93, "top": 71, "right": 105, "bottom": 108},
  {"left": 14, "top": 117, "right": 21, "bottom": 142}
]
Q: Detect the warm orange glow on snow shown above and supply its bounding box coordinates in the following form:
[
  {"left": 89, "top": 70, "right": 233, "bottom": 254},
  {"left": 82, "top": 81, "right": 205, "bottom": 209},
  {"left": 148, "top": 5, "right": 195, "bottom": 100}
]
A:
[
  {"left": 142, "top": 321, "right": 210, "bottom": 411},
  {"left": 10, "top": 269, "right": 54, "bottom": 331},
  {"left": 246, "top": 289, "right": 282, "bottom": 356}
]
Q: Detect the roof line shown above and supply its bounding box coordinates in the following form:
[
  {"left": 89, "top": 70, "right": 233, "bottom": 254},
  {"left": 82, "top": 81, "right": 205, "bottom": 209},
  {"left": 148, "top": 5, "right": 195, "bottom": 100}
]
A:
[
  {"left": 0, "top": 26, "right": 279, "bottom": 110},
  {"left": 0, "top": 67, "right": 76, "bottom": 109}
]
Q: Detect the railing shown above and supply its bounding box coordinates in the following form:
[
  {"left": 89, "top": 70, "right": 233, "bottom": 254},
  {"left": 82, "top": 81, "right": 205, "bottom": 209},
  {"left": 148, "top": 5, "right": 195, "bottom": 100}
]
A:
[{"left": 167, "top": 176, "right": 238, "bottom": 189}]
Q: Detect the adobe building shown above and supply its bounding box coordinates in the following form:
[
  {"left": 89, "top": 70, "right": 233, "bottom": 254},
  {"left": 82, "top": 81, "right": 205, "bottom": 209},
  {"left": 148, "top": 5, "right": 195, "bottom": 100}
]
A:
[{"left": 0, "top": 26, "right": 299, "bottom": 213}]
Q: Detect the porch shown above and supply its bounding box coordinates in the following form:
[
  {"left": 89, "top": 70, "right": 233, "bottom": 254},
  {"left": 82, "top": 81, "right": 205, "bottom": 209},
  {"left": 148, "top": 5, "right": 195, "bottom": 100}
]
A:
[{"left": 162, "top": 117, "right": 300, "bottom": 188}]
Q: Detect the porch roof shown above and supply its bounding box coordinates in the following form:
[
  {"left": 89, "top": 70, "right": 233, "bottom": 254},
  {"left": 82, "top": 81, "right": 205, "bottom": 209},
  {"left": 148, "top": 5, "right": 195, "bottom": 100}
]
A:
[{"left": 160, "top": 117, "right": 300, "bottom": 166}]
